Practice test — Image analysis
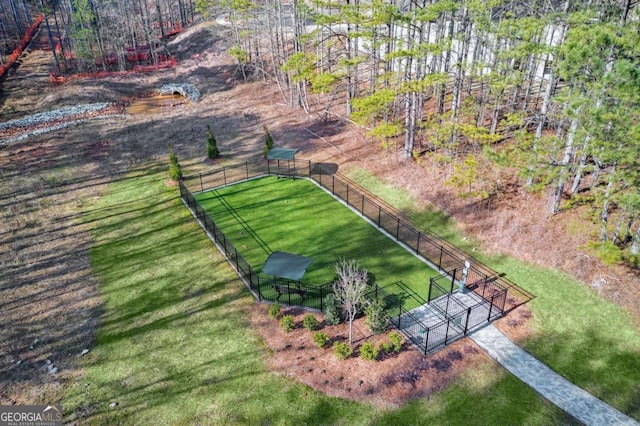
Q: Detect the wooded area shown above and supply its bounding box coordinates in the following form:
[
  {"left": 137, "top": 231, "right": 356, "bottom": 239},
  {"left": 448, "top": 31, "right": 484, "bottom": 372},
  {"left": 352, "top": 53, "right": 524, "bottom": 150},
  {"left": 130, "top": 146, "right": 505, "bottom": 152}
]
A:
[
  {"left": 0, "top": 0, "right": 196, "bottom": 74},
  {"left": 1, "top": 0, "right": 638, "bottom": 263},
  {"left": 198, "top": 0, "right": 639, "bottom": 263}
]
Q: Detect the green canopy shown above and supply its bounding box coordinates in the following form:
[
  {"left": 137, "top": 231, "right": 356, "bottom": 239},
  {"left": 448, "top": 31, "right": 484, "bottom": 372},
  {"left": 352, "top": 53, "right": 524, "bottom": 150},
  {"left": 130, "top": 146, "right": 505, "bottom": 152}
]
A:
[
  {"left": 262, "top": 251, "right": 313, "bottom": 281},
  {"left": 266, "top": 148, "right": 298, "bottom": 161}
]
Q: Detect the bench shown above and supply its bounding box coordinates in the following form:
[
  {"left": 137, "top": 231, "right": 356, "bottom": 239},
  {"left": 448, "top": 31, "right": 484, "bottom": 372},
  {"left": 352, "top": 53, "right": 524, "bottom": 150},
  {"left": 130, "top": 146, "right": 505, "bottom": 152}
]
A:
[{"left": 272, "top": 284, "right": 307, "bottom": 300}]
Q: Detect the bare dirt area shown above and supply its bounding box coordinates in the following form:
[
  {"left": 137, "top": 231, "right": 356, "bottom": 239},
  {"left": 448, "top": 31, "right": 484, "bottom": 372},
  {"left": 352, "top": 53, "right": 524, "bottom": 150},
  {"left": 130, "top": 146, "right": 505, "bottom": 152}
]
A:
[{"left": 0, "top": 16, "right": 637, "bottom": 409}]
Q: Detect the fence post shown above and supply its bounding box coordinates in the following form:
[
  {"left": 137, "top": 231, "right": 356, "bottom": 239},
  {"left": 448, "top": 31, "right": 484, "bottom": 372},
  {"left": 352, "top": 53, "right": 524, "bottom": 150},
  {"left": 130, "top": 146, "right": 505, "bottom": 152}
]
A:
[
  {"left": 439, "top": 246, "right": 443, "bottom": 269},
  {"left": 332, "top": 175, "right": 335, "bottom": 195},
  {"left": 450, "top": 268, "right": 457, "bottom": 292},
  {"left": 308, "top": 160, "right": 311, "bottom": 178},
  {"left": 487, "top": 294, "right": 495, "bottom": 322},
  {"left": 346, "top": 184, "right": 349, "bottom": 205},
  {"left": 416, "top": 232, "right": 421, "bottom": 254},
  {"left": 200, "top": 173, "right": 203, "bottom": 192},
  {"left": 423, "top": 327, "right": 429, "bottom": 355},
  {"left": 444, "top": 319, "right": 451, "bottom": 345},
  {"left": 257, "top": 275, "right": 262, "bottom": 301},
  {"left": 396, "top": 218, "right": 400, "bottom": 240},
  {"left": 464, "top": 307, "right": 471, "bottom": 334},
  {"left": 377, "top": 206, "right": 381, "bottom": 227},
  {"left": 223, "top": 167, "right": 227, "bottom": 186},
  {"left": 361, "top": 193, "right": 365, "bottom": 214},
  {"left": 427, "top": 279, "right": 433, "bottom": 302},
  {"left": 246, "top": 160, "right": 249, "bottom": 180}
]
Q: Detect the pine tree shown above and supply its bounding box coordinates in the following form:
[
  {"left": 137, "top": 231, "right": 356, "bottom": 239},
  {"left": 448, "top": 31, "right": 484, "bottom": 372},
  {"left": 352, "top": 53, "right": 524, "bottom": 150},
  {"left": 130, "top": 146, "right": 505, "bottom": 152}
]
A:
[
  {"left": 168, "top": 144, "right": 182, "bottom": 181},
  {"left": 206, "top": 124, "right": 220, "bottom": 159},
  {"left": 263, "top": 126, "right": 274, "bottom": 158}
]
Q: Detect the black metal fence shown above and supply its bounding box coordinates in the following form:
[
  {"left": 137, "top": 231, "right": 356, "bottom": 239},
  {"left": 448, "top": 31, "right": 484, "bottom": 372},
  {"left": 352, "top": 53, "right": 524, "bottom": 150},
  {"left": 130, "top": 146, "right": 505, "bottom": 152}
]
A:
[
  {"left": 180, "top": 158, "right": 534, "bottom": 354},
  {"left": 179, "top": 179, "right": 332, "bottom": 311}
]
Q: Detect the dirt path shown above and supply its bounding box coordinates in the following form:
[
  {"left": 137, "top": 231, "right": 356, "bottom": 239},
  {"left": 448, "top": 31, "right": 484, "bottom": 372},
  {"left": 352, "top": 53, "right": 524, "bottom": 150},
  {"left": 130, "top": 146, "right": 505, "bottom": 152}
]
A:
[{"left": 0, "top": 27, "right": 53, "bottom": 119}]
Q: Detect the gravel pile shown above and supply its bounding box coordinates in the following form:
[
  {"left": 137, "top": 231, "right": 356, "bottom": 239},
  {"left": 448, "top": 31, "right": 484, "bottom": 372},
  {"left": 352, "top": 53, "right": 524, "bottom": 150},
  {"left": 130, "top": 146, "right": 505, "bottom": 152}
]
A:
[
  {"left": 0, "top": 102, "right": 122, "bottom": 147},
  {"left": 0, "top": 103, "right": 111, "bottom": 131}
]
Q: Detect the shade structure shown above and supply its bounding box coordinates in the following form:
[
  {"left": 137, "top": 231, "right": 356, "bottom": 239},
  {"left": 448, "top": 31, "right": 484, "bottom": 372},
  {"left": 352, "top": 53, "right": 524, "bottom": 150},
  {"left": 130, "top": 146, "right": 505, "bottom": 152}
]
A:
[
  {"left": 261, "top": 251, "right": 314, "bottom": 281},
  {"left": 266, "top": 148, "right": 299, "bottom": 161}
]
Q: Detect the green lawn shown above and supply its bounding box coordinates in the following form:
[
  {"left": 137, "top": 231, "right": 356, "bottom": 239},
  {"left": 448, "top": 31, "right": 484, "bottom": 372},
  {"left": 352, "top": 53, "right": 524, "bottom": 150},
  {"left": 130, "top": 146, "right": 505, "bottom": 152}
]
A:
[
  {"left": 194, "top": 176, "right": 440, "bottom": 309},
  {"left": 62, "top": 166, "right": 572, "bottom": 425}
]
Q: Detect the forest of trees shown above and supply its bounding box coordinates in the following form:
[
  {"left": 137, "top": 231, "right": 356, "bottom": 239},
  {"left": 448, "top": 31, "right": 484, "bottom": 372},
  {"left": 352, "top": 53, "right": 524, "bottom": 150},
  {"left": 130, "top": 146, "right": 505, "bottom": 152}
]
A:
[
  {"left": 196, "top": 0, "right": 639, "bottom": 264},
  {"left": 1, "top": 0, "right": 638, "bottom": 264},
  {"left": 0, "top": 0, "right": 34, "bottom": 59},
  {"left": 0, "top": 0, "right": 197, "bottom": 73}
]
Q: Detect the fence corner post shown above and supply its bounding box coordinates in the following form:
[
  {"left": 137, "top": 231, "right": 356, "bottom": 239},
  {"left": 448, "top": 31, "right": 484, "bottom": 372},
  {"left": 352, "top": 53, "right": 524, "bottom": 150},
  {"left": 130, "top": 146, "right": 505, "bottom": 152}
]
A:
[{"left": 423, "top": 328, "right": 429, "bottom": 355}]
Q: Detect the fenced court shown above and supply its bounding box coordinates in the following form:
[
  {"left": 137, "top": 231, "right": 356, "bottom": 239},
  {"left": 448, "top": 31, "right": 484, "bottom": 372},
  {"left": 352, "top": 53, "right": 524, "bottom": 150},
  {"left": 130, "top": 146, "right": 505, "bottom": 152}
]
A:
[
  {"left": 193, "top": 176, "right": 440, "bottom": 306},
  {"left": 179, "top": 158, "right": 533, "bottom": 354}
]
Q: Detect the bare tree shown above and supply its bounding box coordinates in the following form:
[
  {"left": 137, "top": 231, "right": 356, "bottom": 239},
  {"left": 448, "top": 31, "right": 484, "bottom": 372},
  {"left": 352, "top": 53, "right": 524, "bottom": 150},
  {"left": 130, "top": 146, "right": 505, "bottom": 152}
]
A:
[{"left": 332, "top": 259, "right": 368, "bottom": 346}]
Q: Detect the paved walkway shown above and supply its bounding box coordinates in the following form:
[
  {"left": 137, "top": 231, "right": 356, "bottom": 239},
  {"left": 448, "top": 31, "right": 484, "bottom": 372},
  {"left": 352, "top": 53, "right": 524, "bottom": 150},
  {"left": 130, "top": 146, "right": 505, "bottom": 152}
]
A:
[{"left": 470, "top": 325, "right": 639, "bottom": 426}]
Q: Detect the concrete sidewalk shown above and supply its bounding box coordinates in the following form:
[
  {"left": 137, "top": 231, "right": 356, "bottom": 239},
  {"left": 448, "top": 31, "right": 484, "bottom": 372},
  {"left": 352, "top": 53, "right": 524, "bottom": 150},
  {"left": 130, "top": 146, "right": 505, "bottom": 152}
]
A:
[{"left": 470, "top": 325, "right": 638, "bottom": 426}]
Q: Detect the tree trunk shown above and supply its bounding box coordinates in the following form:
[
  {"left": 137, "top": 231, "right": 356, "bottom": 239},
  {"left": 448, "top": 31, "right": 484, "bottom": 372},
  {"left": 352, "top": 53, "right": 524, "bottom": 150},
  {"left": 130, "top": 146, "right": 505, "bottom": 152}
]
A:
[
  {"left": 526, "top": 73, "right": 557, "bottom": 187},
  {"left": 451, "top": 7, "right": 470, "bottom": 120},
  {"left": 631, "top": 225, "right": 640, "bottom": 255},
  {"left": 600, "top": 163, "right": 617, "bottom": 242},
  {"left": 551, "top": 115, "right": 578, "bottom": 213}
]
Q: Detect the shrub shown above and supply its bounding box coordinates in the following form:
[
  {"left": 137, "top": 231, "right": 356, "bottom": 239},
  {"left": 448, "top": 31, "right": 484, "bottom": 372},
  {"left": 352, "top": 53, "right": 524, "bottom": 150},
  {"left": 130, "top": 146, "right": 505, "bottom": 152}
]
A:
[
  {"left": 333, "top": 342, "right": 352, "bottom": 360},
  {"left": 324, "top": 294, "right": 342, "bottom": 325},
  {"left": 379, "top": 341, "right": 393, "bottom": 355},
  {"left": 267, "top": 303, "right": 280, "bottom": 320},
  {"left": 303, "top": 314, "right": 320, "bottom": 331},
  {"left": 388, "top": 331, "right": 403, "bottom": 353},
  {"left": 279, "top": 314, "right": 295, "bottom": 332},
  {"left": 313, "top": 332, "right": 329, "bottom": 348},
  {"left": 365, "top": 299, "right": 389, "bottom": 334},
  {"left": 263, "top": 126, "right": 274, "bottom": 158},
  {"left": 167, "top": 144, "right": 182, "bottom": 181},
  {"left": 360, "top": 341, "right": 378, "bottom": 361},
  {"left": 206, "top": 124, "right": 220, "bottom": 159}
]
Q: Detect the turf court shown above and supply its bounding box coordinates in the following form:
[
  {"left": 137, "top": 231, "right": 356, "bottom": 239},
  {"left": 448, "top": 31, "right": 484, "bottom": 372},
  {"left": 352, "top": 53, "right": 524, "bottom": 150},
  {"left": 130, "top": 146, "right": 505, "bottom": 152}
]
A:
[{"left": 194, "top": 176, "right": 440, "bottom": 309}]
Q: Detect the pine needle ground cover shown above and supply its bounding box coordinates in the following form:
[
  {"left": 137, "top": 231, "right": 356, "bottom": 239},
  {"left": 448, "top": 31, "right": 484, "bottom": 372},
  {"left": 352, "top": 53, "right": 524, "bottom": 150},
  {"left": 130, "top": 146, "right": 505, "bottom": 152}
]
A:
[{"left": 194, "top": 176, "right": 440, "bottom": 309}]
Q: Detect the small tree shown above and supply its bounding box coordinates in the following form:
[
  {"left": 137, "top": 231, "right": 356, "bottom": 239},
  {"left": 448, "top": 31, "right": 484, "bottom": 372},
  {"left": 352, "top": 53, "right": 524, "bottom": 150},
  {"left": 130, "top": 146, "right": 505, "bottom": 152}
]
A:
[
  {"left": 168, "top": 144, "right": 182, "bottom": 181},
  {"left": 324, "top": 293, "right": 342, "bottom": 325},
  {"left": 263, "top": 126, "right": 274, "bottom": 158},
  {"left": 332, "top": 259, "right": 368, "bottom": 345},
  {"left": 206, "top": 124, "right": 220, "bottom": 159},
  {"left": 365, "top": 299, "right": 389, "bottom": 334}
]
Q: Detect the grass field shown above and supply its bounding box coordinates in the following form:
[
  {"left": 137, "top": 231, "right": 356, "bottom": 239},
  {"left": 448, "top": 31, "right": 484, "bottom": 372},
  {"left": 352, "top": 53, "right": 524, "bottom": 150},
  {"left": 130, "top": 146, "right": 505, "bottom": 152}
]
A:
[
  {"left": 62, "top": 167, "right": 573, "bottom": 424},
  {"left": 194, "top": 176, "right": 441, "bottom": 309}
]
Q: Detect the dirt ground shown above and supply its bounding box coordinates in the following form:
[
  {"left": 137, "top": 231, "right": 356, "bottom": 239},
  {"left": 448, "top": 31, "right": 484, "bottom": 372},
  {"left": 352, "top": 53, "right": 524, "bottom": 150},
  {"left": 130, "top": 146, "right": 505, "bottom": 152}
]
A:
[{"left": 0, "top": 19, "right": 638, "bottom": 408}]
